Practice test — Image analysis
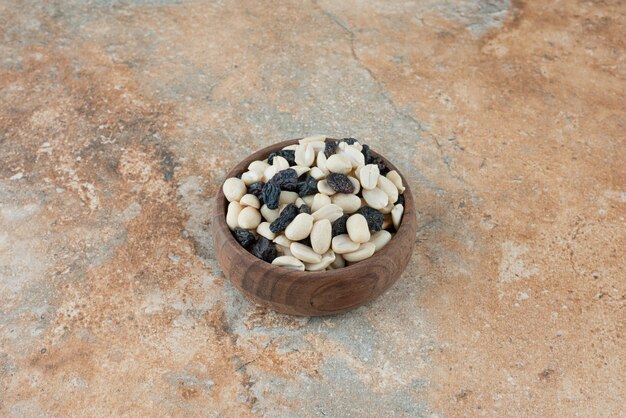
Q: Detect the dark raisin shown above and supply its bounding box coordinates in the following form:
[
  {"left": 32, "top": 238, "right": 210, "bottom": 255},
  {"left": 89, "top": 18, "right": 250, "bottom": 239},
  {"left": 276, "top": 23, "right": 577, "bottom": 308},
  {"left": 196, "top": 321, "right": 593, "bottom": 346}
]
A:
[
  {"left": 269, "top": 203, "right": 299, "bottom": 234},
  {"left": 341, "top": 137, "right": 359, "bottom": 145},
  {"left": 297, "top": 175, "right": 318, "bottom": 197},
  {"left": 368, "top": 155, "right": 390, "bottom": 175},
  {"left": 395, "top": 194, "right": 404, "bottom": 206},
  {"left": 267, "top": 150, "right": 296, "bottom": 165},
  {"left": 357, "top": 207, "right": 384, "bottom": 231},
  {"left": 262, "top": 182, "right": 280, "bottom": 209},
  {"left": 233, "top": 227, "right": 256, "bottom": 249},
  {"left": 250, "top": 237, "right": 277, "bottom": 263},
  {"left": 331, "top": 214, "right": 349, "bottom": 237},
  {"left": 326, "top": 173, "right": 354, "bottom": 194},
  {"left": 271, "top": 168, "right": 298, "bottom": 192},
  {"left": 248, "top": 182, "right": 265, "bottom": 202},
  {"left": 361, "top": 144, "right": 371, "bottom": 162},
  {"left": 324, "top": 140, "right": 338, "bottom": 158},
  {"left": 298, "top": 204, "right": 311, "bottom": 214}
]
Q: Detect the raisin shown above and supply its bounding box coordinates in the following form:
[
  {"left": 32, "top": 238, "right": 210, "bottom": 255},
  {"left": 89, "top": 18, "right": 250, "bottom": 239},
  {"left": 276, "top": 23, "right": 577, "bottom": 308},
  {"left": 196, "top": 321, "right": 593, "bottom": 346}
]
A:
[
  {"left": 357, "top": 207, "right": 384, "bottom": 231},
  {"left": 331, "top": 214, "right": 349, "bottom": 237},
  {"left": 268, "top": 150, "right": 296, "bottom": 165},
  {"left": 269, "top": 203, "right": 299, "bottom": 234},
  {"left": 298, "top": 204, "right": 311, "bottom": 214},
  {"left": 248, "top": 181, "right": 265, "bottom": 202},
  {"left": 262, "top": 182, "right": 280, "bottom": 209},
  {"left": 368, "top": 155, "right": 390, "bottom": 175},
  {"left": 297, "top": 175, "right": 318, "bottom": 197},
  {"left": 233, "top": 227, "right": 256, "bottom": 249},
  {"left": 324, "top": 140, "right": 338, "bottom": 158},
  {"left": 361, "top": 144, "right": 371, "bottom": 162},
  {"left": 341, "top": 137, "right": 359, "bottom": 145},
  {"left": 326, "top": 173, "right": 354, "bottom": 194},
  {"left": 250, "top": 236, "right": 277, "bottom": 263},
  {"left": 271, "top": 168, "right": 298, "bottom": 191},
  {"left": 395, "top": 194, "right": 404, "bottom": 206}
]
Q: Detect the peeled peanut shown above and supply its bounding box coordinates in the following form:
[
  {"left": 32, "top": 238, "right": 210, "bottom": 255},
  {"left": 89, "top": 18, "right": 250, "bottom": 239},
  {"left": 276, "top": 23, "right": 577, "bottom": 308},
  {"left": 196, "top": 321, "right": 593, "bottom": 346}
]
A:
[
  {"left": 299, "top": 134, "right": 327, "bottom": 144},
  {"left": 338, "top": 142, "right": 365, "bottom": 167},
  {"left": 295, "top": 143, "right": 315, "bottom": 166},
  {"left": 241, "top": 170, "right": 263, "bottom": 185},
  {"left": 347, "top": 214, "right": 370, "bottom": 243},
  {"left": 312, "top": 204, "right": 343, "bottom": 222},
  {"left": 272, "top": 256, "right": 305, "bottom": 271},
  {"left": 310, "top": 219, "right": 332, "bottom": 254},
  {"left": 285, "top": 213, "right": 314, "bottom": 241},
  {"left": 348, "top": 176, "right": 360, "bottom": 194},
  {"left": 377, "top": 175, "right": 398, "bottom": 204},
  {"left": 369, "top": 230, "right": 392, "bottom": 252},
  {"left": 248, "top": 160, "right": 270, "bottom": 174},
  {"left": 331, "top": 234, "right": 360, "bottom": 254},
  {"left": 386, "top": 170, "right": 406, "bottom": 193},
  {"left": 317, "top": 179, "right": 336, "bottom": 196},
  {"left": 240, "top": 194, "right": 260, "bottom": 209},
  {"left": 362, "top": 187, "right": 388, "bottom": 210},
  {"left": 294, "top": 197, "right": 305, "bottom": 208},
  {"left": 359, "top": 164, "right": 380, "bottom": 190},
  {"left": 282, "top": 144, "right": 298, "bottom": 151},
  {"left": 308, "top": 141, "right": 327, "bottom": 153},
  {"left": 238, "top": 206, "right": 261, "bottom": 229},
  {"left": 305, "top": 249, "right": 335, "bottom": 271},
  {"left": 330, "top": 253, "right": 345, "bottom": 269},
  {"left": 261, "top": 204, "right": 280, "bottom": 222},
  {"left": 226, "top": 201, "right": 242, "bottom": 230},
  {"left": 264, "top": 165, "right": 277, "bottom": 181},
  {"left": 272, "top": 156, "right": 290, "bottom": 171},
  {"left": 223, "top": 178, "right": 247, "bottom": 202},
  {"left": 309, "top": 167, "right": 326, "bottom": 180},
  {"left": 273, "top": 234, "right": 292, "bottom": 248},
  {"left": 316, "top": 151, "right": 329, "bottom": 174},
  {"left": 325, "top": 154, "right": 352, "bottom": 174},
  {"left": 380, "top": 201, "right": 394, "bottom": 214},
  {"left": 343, "top": 242, "right": 376, "bottom": 262},
  {"left": 392, "top": 204, "right": 404, "bottom": 230},
  {"left": 292, "top": 165, "right": 311, "bottom": 177},
  {"left": 256, "top": 222, "right": 276, "bottom": 240},
  {"left": 331, "top": 193, "right": 361, "bottom": 213},
  {"left": 279, "top": 191, "right": 299, "bottom": 205},
  {"left": 290, "top": 242, "right": 322, "bottom": 263},
  {"left": 311, "top": 193, "right": 332, "bottom": 212}
]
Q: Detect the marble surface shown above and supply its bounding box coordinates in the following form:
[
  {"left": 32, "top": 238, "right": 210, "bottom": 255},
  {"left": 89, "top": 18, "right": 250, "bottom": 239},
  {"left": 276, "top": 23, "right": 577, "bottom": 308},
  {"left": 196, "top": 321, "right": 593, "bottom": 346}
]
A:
[{"left": 1, "top": 0, "right": 624, "bottom": 416}]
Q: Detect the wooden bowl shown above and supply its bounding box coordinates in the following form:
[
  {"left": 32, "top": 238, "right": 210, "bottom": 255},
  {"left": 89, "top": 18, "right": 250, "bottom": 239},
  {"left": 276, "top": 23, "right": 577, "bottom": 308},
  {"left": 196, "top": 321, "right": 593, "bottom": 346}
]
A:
[{"left": 212, "top": 139, "right": 417, "bottom": 316}]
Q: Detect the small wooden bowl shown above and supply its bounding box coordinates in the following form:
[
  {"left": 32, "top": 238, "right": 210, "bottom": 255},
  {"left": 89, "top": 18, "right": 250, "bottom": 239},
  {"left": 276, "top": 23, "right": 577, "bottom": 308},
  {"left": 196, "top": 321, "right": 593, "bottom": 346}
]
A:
[{"left": 212, "top": 139, "right": 417, "bottom": 316}]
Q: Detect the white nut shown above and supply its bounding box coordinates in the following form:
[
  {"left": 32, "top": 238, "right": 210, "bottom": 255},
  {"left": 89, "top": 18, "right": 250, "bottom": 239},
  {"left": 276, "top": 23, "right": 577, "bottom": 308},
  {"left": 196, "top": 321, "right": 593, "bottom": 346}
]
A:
[
  {"left": 302, "top": 195, "right": 315, "bottom": 207},
  {"left": 304, "top": 249, "right": 336, "bottom": 271},
  {"left": 331, "top": 234, "right": 360, "bottom": 254},
  {"left": 358, "top": 164, "right": 380, "bottom": 190},
  {"left": 282, "top": 144, "right": 299, "bottom": 151},
  {"left": 238, "top": 206, "right": 261, "bottom": 229},
  {"left": 308, "top": 141, "right": 327, "bottom": 153},
  {"left": 311, "top": 193, "right": 332, "bottom": 212},
  {"left": 279, "top": 191, "right": 299, "bottom": 205},
  {"left": 272, "top": 156, "right": 290, "bottom": 171},
  {"left": 338, "top": 142, "right": 365, "bottom": 167},
  {"left": 256, "top": 222, "right": 276, "bottom": 240},
  {"left": 273, "top": 234, "right": 292, "bottom": 248},
  {"left": 260, "top": 204, "right": 280, "bottom": 222},
  {"left": 391, "top": 204, "right": 404, "bottom": 230},
  {"left": 369, "top": 230, "right": 392, "bottom": 252},
  {"left": 343, "top": 242, "right": 376, "bottom": 262},
  {"left": 226, "top": 201, "right": 242, "bottom": 230},
  {"left": 241, "top": 170, "right": 263, "bottom": 185},
  {"left": 362, "top": 187, "right": 389, "bottom": 210},
  {"left": 299, "top": 134, "right": 327, "bottom": 144},
  {"left": 295, "top": 143, "right": 315, "bottom": 167},
  {"left": 380, "top": 201, "right": 394, "bottom": 214},
  {"left": 294, "top": 197, "right": 305, "bottom": 208},
  {"left": 272, "top": 256, "right": 305, "bottom": 271},
  {"left": 330, "top": 253, "right": 345, "bottom": 269},
  {"left": 347, "top": 214, "right": 370, "bottom": 243},
  {"left": 310, "top": 219, "right": 332, "bottom": 254},
  {"left": 348, "top": 176, "right": 360, "bottom": 194},
  {"left": 264, "top": 165, "right": 277, "bottom": 182},
  {"left": 325, "top": 154, "right": 352, "bottom": 174},
  {"left": 386, "top": 170, "right": 405, "bottom": 193},
  {"left": 290, "top": 242, "right": 322, "bottom": 263},
  {"left": 377, "top": 175, "right": 398, "bottom": 204},
  {"left": 223, "top": 177, "right": 247, "bottom": 202},
  {"left": 240, "top": 194, "right": 260, "bottom": 209},
  {"left": 285, "top": 213, "right": 314, "bottom": 241},
  {"left": 309, "top": 167, "right": 326, "bottom": 180},
  {"left": 248, "top": 160, "right": 270, "bottom": 174},
  {"left": 316, "top": 151, "right": 329, "bottom": 174},
  {"left": 317, "top": 179, "right": 336, "bottom": 196},
  {"left": 312, "top": 204, "right": 343, "bottom": 222},
  {"left": 331, "top": 193, "right": 361, "bottom": 213},
  {"left": 292, "top": 165, "right": 311, "bottom": 177}
]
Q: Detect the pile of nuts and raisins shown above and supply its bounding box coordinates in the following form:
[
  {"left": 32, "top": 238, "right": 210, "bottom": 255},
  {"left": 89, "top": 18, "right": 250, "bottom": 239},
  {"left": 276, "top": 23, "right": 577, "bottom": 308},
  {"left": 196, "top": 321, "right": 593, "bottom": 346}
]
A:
[{"left": 222, "top": 136, "right": 406, "bottom": 271}]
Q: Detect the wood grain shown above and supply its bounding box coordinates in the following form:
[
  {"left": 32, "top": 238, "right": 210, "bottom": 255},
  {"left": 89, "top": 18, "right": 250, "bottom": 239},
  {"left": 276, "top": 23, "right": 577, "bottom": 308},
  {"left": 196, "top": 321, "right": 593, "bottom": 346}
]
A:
[{"left": 212, "top": 139, "right": 417, "bottom": 316}]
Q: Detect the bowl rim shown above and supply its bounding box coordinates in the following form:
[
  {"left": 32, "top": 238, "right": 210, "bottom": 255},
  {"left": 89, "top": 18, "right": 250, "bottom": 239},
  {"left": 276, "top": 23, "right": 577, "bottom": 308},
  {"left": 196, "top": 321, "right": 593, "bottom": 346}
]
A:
[{"left": 214, "top": 138, "right": 415, "bottom": 278}]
